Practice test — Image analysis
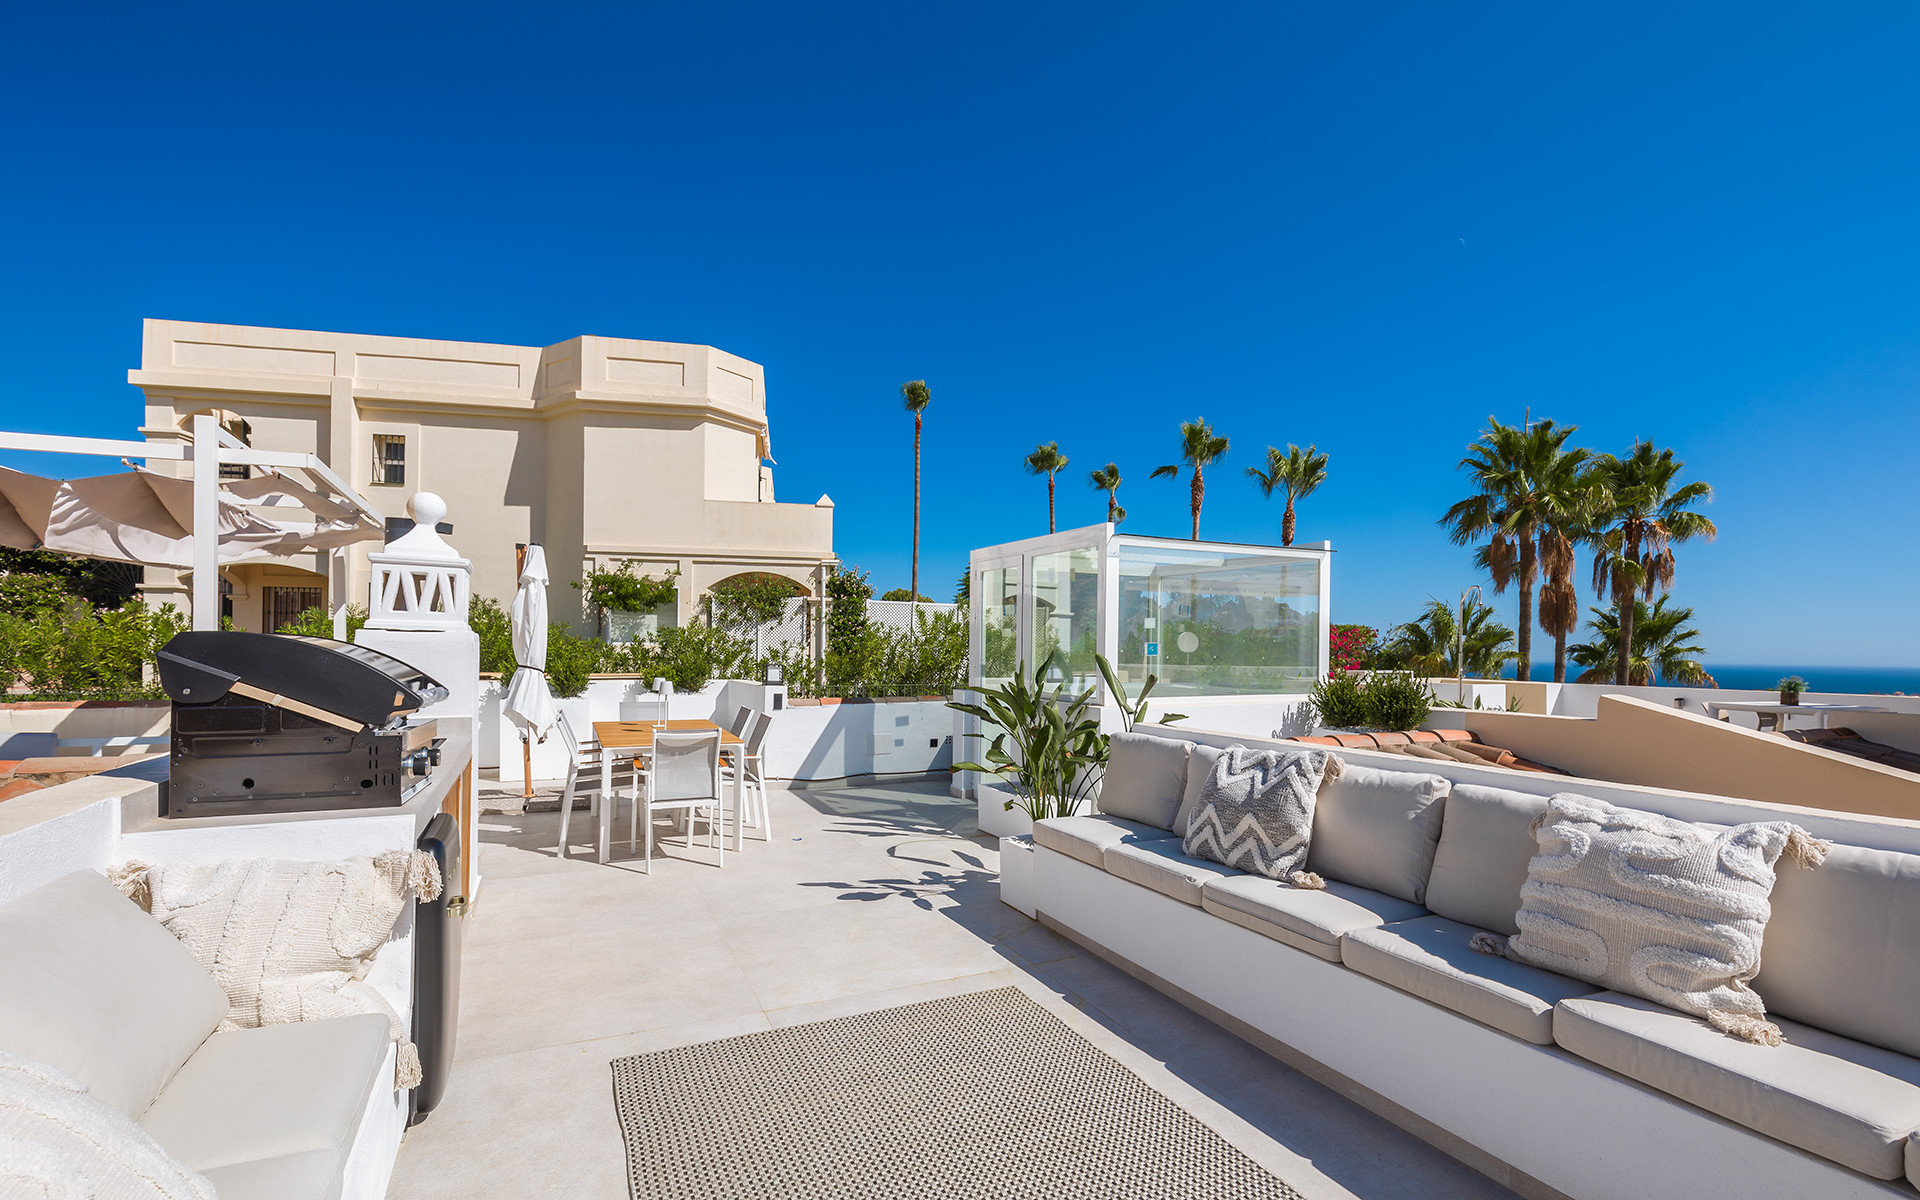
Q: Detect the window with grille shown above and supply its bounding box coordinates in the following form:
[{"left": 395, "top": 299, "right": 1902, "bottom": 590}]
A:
[
  {"left": 373, "top": 434, "right": 406, "bottom": 486},
  {"left": 219, "top": 418, "right": 252, "bottom": 481},
  {"left": 264, "top": 586, "right": 324, "bottom": 633}
]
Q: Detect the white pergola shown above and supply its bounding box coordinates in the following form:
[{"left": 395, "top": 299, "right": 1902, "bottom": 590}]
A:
[{"left": 0, "top": 413, "right": 384, "bottom": 635}]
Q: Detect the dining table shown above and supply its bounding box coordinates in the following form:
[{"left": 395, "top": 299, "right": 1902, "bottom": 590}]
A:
[
  {"left": 1702, "top": 700, "right": 1892, "bottom": 731},
  {"left": 592, "top": 719, "right": 747, "bottom": 864}
]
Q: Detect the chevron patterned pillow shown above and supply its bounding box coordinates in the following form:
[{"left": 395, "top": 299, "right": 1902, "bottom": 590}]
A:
[{"left": 1184, "top": 746, "right": 1342, "bottom": 886}]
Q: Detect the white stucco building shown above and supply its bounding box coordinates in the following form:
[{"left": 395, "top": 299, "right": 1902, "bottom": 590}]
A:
[{"left": 129, "top": 320, "right": 835, "bottom": 632}]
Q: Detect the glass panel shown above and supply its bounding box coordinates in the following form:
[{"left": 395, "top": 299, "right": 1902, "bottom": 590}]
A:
[
  {"left": 1115, "top": 544, "right": 1321, "bottom": 697},
  {"left": 1029, "top": 546, "right": 1100, "bottom": 694},
  {"left": 977, "top": 566, "right": 1020, "bottom": 689}
]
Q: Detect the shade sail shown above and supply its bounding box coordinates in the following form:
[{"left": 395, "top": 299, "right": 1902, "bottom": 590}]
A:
[
  {"left": 0, "top": 465, "right": 381, "bottom": 568},
  {"left": 503, "top": 545, "right": 557, "bottom": 740}
]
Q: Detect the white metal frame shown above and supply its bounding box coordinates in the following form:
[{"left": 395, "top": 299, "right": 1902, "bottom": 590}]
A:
[{"left": 0, "top": 416, "right": 384, "bottom": 636}]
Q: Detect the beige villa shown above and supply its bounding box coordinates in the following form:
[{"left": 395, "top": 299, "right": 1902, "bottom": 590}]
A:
[{"left": 129, "top": 319, "right": 835, "bottom": 632}]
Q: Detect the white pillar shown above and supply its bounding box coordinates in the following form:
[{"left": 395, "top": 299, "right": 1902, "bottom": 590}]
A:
[{"left": 191, "top": 414, "right": 220, "bottom": 631}]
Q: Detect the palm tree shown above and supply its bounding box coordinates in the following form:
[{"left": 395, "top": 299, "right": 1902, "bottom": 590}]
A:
[
  {"left": 1024, "top": 442, "right": 1069, "bottom": 533},
  {"left": 1568, "top": 597, "right": 1715, "bottom": 686},
  {"left": 1439, "top": 418, "right": 1591, "bottom": 683},
  {"left": 1384, "top": 597, "right": 1520, "bottom": 679},
  {"left": 1587, "top": 441, "right": 1717, "bottom": 686},
  {"left": 1150, "top": 418, "right": 1230, "bottom": 540},
  {"left": 901, "top": 380, "right": 930, "bottom": 603},
  {"left": 1246, "top": 443, "right": 1329, "bottom": 547},
  {"left": 1088, "top": 463, "right": 1125, "bottom": 525}
]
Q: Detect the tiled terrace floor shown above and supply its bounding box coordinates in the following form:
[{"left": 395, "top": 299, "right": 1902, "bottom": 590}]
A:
[{"left": 388, "top": 780, "right": 1517, "bottom": 1200}]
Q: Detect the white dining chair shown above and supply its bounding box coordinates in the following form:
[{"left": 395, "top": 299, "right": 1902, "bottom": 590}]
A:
[
  {"left": 637, "top": 729, "right": 725, "bottom": 871},
  {"left": 725, "top": 710, "right": 775, "bottom": 841},
  {"left": 554, "top": 711, "right": 636, "bottom": 861}
]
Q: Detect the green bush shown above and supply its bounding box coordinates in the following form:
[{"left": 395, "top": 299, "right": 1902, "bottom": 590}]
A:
[
  {"left": 470, "top": 596, "right": 517, "bottom": 676},
  {"left": 1307, "top": 671, "right": 1368, "bottom": 728},
  {"left": 708, "top": 574, "right": 799, "bottom": 627},
  {"left": 278, "top": 604, "right": 369, "bottom": 639},
  {"left": 0, "top": 597, "right": 187, "bottom": 699},
  {"left": 544, "top": 624, "right": 609, "bottom": 698},
  {"left": 1361, "top": 672, "right": 1434, "bottom": 731},
  {"left": 573, "top": 563, "right": 677, "bottom": 620}
]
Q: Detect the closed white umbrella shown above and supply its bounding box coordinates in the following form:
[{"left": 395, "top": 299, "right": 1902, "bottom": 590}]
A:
[{"left": 502, "top": 545, "right": 558, "bottom": 795}]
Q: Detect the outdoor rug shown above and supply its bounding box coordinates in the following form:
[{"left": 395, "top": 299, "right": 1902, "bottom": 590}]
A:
[{"left": 610, "top": 986, "right": 1302, "bottom": 1200}]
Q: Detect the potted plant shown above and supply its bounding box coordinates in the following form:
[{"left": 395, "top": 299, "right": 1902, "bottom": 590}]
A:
[
  {"left": 1778, "top": 676, "right": 1808, "bottom": 706},
  {"left": 948, "top": 652, "right": 1176, "bottom": 915}
]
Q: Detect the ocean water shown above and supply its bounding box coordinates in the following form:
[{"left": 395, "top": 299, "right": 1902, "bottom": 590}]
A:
[{"left": 1498, "top": 662, "right": 1920, "bottom": 696}]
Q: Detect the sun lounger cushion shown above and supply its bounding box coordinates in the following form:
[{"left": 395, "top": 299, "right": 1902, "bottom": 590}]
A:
[
  {"left": 1340, "top": 916, "right": 1600, "bottom": 1044},
  {"left": 1422, "top": 783, "right": 1549, "bottom": 936},
  {"left": 199, "top": 1151, "right": 348, "bottom": 1200},
  {"left": 0, "top": 871, "right": 227, "bottom": 1117},
  {"left": 1305, "top": 763, "right": 1450, "bottom": 904},
  {"left": 1506, "top": 795, "right": 1824, "bottom": 1044},
  {"left": 1094, "top": 733, "right": 1191, "bottom": 830},
  {"left": 1201, "top": 874, "right": 1425, "bottom": 962},
  {"left": 1032, "top": 815, "right": 1175, "bottom": 870},
  {"left": 1102, "top": 839, "right": 1243, "bottom": 906},
  {"left": 138, "top": 1015, "right": 390, "bottom": 1187},
  {"left": 1172, "top": 742, "right": 1230, "bottom": 836},
  {"left": 1754, "top": 841, "right": 1920, "bottom": 1059},
  {"left": 1554, "top": 992, "right": 1920, "bottom": 1179}
]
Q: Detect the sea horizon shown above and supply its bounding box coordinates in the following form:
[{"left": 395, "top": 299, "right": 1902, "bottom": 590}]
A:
[{"left": 1494, "top": 662, "right": 1920, "bottom": 696}]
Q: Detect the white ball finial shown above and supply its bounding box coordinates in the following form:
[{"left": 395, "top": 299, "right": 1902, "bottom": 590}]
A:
[
  {"left": 408, "top": 491, "right": 448, "bottom": 528},
  {"left": 389, "top": 492, "right": 459, "bottom": 559}
]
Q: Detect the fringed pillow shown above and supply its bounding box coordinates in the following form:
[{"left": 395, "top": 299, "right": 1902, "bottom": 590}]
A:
[
  {"left": 1183, "top": 747, "right": 1341, "bottom": 887},
  {"left": 0, "top": 1050, "right": 216, "bottom": 1199},
  {"left": 112, "top": 852, "right": 441, "bottom": 1088},
  {"left": 1474, "top": 793, "right": 1826, "bottom": 1045}
]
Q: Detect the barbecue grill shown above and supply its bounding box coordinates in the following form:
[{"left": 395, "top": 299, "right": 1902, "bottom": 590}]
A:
[{"left": 156, "top": 631, "right": 449, "bottom": 818}]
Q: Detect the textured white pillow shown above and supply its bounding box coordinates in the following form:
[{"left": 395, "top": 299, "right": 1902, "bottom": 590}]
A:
[
  {"left": 0, "top": 1050, "right": 215, "bottom": 1200},
  {"left": 1493, "top": 794, "right": 1826, "bottom": 1045},
  {"left": 115, "top": 852, "right": 441, "bottom": 1087}
]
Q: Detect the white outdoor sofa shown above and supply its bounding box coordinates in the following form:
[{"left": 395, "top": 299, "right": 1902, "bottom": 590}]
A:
[
  {"left": 1028, "top": 728, "right": 1920, "bottom": 1200},
  {"left": 0, "top": 868, "right": 399, "bottom": 1200}
]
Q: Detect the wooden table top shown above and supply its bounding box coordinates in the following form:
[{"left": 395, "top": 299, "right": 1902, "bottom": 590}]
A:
[{"left": 592, "top": 719, "right": 744, "bottom": 750}]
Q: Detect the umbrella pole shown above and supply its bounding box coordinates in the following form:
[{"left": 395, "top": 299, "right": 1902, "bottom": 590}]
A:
[{"left": 522, "top": 731, "right": 534, "bottom": 800}]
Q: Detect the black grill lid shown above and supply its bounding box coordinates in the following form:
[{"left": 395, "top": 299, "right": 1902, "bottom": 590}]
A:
[{"left": 157, "top": 631, "right": 449, "bottom": 729}]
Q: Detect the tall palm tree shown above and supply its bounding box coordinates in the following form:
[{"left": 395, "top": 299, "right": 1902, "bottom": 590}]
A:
[
  {"left": 1569, "top": 596, "right": 1715, "bottom": 686},
  {"left": 1024, "top": 442, "right": 1069, "bottom": 533},
  {"left": 1384, "top": 597, "right": 1519, "bottom": 679},
  {"left": 901, "top": 380, "right": 931, "bottom": 603},
  {"left": 1246, "top": 443, "right": 1329, "bottom": 547},
  {"left": 1439, "top": 418, "right": 1590, "bottom": 683},
  {"left": 1150, "top": 418, "right": 1230, "bottom": 540},
  {"left": 1587, "top": 441, "right": 1717, "bottom": 686},
  {"left": 1087, "top": 463, "right": 1125, "bottom": 524}
]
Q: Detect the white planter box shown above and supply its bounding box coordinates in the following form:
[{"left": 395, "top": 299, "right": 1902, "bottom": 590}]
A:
[
  {"left": 998, "top": 835, "right": 1036, "bottom": 918},
  {"left": 977, "top": 783, "right": 1033, "bottom": 838}
]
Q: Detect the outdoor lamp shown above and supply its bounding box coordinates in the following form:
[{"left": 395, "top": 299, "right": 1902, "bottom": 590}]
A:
[{"left": 764, "top": 661, "right": 784, "bottom": 685}]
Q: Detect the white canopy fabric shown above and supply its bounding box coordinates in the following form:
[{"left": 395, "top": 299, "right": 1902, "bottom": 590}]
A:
[
  {"left": 503, "top": 545, "right": 557, "bottom": 741},
  {"left": 0, "top": 464, "right": 381, "bottom": 568}
]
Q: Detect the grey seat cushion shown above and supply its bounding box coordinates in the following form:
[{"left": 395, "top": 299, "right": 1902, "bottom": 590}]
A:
[
  {"left": 1172, "top": 743, "right": 1229, "bottom": 836},
  {"left": 200, "top": 1150, "right": 349, "bottom": 1200},
  {"left": 1102, "top": 839, "right": 1242, "bottom": 906},
  {"left": 1032, "top": 814, "right": 1174, "bottom": 869},
  {"left": 139, "top": 1014, "right": 390, "bottom": 1176},
  {"left": 1340, "top": 916, "right": 1600, "bottom": 1044},
  {"left": 1755, "top": 841, "right": 1920, "bottom": 1059},
  {"left": 0, "top": 870, "right": 227, "bottom": 1117},
  {"left": 1095, "top": 733, "right": 1192, "bottom": 830},
  {"left": 1554, "top": 992, "right": 1920, "bottom": 1179},
  {"left": 1201, "top": 874, "right": 1425, "bottom": 962},
  {"left": 1910, "top": 1132, "right": 1918, "bottom": 1189},
  {"left": 1305, "top": 762, "right": 1450, "bottom": 904},
  {"left": 1422, "top": 783, "right": 1549, "bottom": 935}
]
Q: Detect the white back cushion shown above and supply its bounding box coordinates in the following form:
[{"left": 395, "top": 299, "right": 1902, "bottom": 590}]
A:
[
  {"left": 1096, "top": 733, "right": 1191, "bottom": 830},
  {"left": 0, "top": 871, "right": 226, "bottom": 1116},
  {"left": 1423, "top": 783, "right": 1550, "bottom": 935},
  {"left": 1756, "top": 842, "right": 1920, "bottom": 1058},
  {"left": 1306, "top": 762, "right": 1450, "bottom": 904}
]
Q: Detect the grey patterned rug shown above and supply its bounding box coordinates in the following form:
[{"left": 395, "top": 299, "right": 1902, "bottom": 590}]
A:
[{"left": 610, "top": 986, "right": 1302, "bottom": 1200}]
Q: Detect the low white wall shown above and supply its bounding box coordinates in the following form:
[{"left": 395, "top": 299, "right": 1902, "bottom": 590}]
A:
[{"left": 764, "top": 700, "right": 953, "bottom": 783}]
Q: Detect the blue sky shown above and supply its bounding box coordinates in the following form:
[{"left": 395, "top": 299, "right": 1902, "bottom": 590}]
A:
[{"left": 3, "top": 3, "right": 1917, "bottom": 666}]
